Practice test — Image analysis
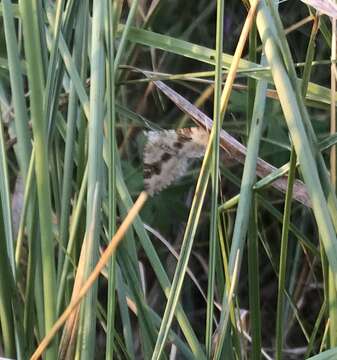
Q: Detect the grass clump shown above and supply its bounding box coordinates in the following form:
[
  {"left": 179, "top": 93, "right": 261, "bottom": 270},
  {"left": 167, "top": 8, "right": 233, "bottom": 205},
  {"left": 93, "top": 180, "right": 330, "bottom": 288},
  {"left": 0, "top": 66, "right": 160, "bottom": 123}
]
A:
[{"left": 1, "top": 0, "right": 337, "bottom": 359}]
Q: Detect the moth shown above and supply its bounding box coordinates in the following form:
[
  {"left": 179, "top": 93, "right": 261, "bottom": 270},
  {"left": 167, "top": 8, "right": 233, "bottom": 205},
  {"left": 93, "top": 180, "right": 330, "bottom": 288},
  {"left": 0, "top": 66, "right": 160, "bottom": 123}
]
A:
[{"left": 143, "top": 127, "right": 210, "bottom": 196}]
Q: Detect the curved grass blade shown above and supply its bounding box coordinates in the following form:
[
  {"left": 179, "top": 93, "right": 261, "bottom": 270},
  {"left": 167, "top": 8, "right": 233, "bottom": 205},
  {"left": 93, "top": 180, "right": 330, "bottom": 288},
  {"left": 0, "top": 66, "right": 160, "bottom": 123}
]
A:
[
  {"left": 119, "top": 25, "right": 336, "bottom": 108},
  {"left": 252, "top": 0, "right": 337, "bottom": 286}
]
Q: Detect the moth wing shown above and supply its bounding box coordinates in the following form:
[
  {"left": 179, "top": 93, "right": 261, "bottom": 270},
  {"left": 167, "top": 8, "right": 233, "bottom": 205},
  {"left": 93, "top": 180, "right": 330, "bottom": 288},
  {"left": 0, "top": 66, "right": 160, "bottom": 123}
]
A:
[
  {"left": 144, "top": 156, "right": 189, "bottom": 195},
  {"left": 143, "top": 128, "right": 208, "bottom": 195}
]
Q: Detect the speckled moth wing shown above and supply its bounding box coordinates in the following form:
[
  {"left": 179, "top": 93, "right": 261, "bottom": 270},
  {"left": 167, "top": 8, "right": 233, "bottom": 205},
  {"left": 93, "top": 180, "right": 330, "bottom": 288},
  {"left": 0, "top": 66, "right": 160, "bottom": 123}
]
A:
[{"left": 143, "top": 128, "right": 209, "bottom": 195}]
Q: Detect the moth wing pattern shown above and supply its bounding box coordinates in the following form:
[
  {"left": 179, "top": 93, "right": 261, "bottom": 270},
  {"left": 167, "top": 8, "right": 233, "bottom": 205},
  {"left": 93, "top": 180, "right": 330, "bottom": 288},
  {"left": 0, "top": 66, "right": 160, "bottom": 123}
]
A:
[{"left": 143, "top": 127, "right": 209, "bottom": 195}]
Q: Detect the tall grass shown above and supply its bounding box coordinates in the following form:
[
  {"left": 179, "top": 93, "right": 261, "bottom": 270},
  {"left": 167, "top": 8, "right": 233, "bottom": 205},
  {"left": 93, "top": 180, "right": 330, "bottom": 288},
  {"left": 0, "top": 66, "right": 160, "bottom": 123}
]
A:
[{"left": 1, "top": 0, "right": 337, "bottom": 359}]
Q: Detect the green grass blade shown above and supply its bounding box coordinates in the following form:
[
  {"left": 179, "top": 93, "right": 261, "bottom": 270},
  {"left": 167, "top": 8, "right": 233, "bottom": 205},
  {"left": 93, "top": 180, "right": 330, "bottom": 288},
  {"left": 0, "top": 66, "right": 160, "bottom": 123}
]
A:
[
  {"left": 253, "top": 0, "right": 337, "bottom": 288},
  {"left": 275, "top": 10, "right": 318, "bottom": 356},
  {"left": 115, "top": 266, "right": 135, "bottom": 359},
  {"left": 0, "top": 110, "right": 16, "bottom": 358},
  {"left": 248, "top": 198, "right": 262, "bottom": 360},
  {"left": 114, "top": 0, "right": 140, "bottom": 73},
  {"left": 44, "top": 0, "right": 66, "bottom": 135},
  {"left": 151, "top": 150, "right": 210, "bottom": 360},
  {"left": 151, "top": 4, "right": 255, "bottom": 356},
  {"left": 105, "top": 0, "right": 117, "bottom": 358},
  {"left": 275, "top": 147, "right": 297, "bottom": 360},
  {"left": 0, "top": 2, "right": 19, "bottom": 16},
  {"left": 307, "top": 347, "right": 337, "bottom": 360},
  {"left": 216, "top": 54, "right": 267, "bottom": 355},
  {"left": 0, "top": 93, "right": 15, "bottom": 277},
  {"left": 115, "top": 167, "right": 205, "bottom": 358},
  {"left": 76, "top": 1, "right": 105, "bottom": 358},
  {"left": 2, "top": 0, "right": 31, "bottom": 178},
  {"left": 119, "top": 25, "right": 335, "bottom": 108},
  {"left": 267, "top": 0, "right": 337, "bottom": 230},
  {"left": 205, "top": 0, "right": 224, "bottom": 356},
  {"left": 57, "top": 164, "right": 88, "bottom": 313},
  {"left": 19, "top": 1, "right": 57, "bottom": 357},
  {"left": 57, "top": 0, "right": 88, "bottom": 287}
]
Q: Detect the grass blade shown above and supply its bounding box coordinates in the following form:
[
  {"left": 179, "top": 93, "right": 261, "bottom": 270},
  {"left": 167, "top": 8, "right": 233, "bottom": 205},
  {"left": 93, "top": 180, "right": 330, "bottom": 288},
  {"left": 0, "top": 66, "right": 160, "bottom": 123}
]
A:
[
  {"left": 205, "top": 0, "right": 224, "bottom": 356},
  {"left": 76, "top": 1, "right": 105, "bottom": 358},
  {"left": 19, "top": 1, "right": 57, "bottom": 357}
]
